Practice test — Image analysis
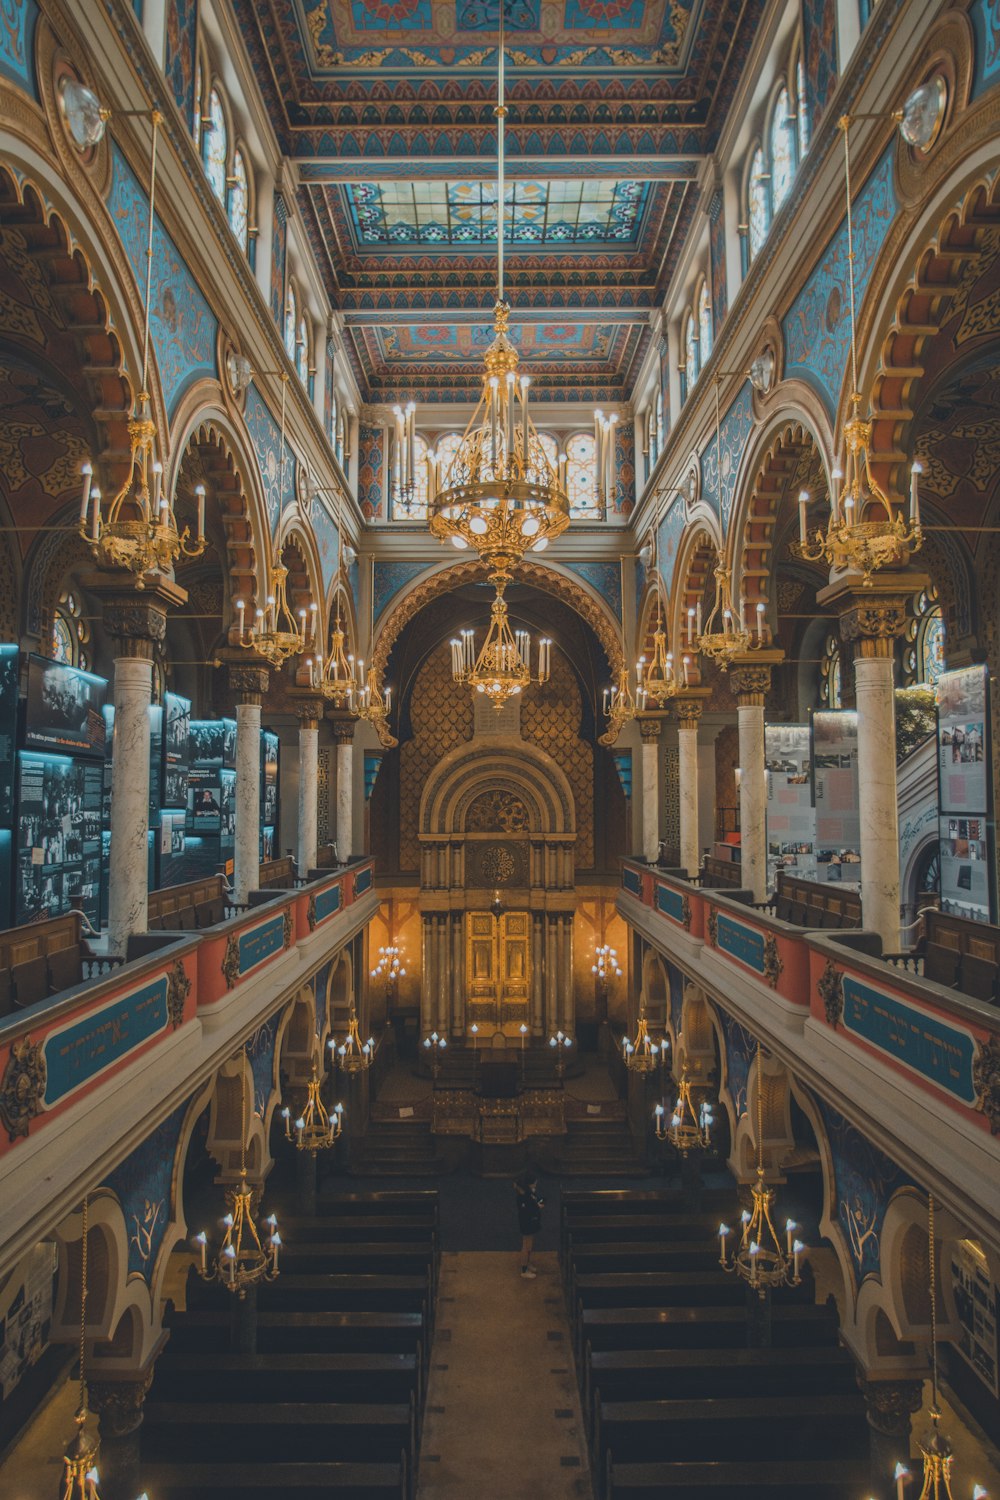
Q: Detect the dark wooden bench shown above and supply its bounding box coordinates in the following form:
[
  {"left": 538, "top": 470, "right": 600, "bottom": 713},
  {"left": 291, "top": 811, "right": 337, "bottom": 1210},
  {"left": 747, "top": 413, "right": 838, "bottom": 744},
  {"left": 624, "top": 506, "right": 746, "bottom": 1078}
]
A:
[
  {"left": 584, "top": 1345, "right": 857, "bottom": 1432},
  {"left": 922, "top": 909, "right": 1000, "bottom": 1003},
  {"left": 280, "top": 1214, "right": 438, "bottom": 1245},
  {"left": 573, "top": 1271, "right": 747, "bottom": 1312},
  {"left": 561, "top": 1215, "right": 724, "bottom": 1251},
  {"left": 166, "top": 1309, "right": 427, "bottom": 1360},
  {"left": 567, "top": 1242, "right": 719, "bottom": 1278},
  {"left": 142, "top": 1400, "right": 415, "bottom": 1467},
  {"left": 141, "top": 1460, "right": 406, "bottom": 1500},
  {"left": 149, "top": 1351, "right": 420, "bottom": 1407},
  {"left": 0, "top": 912, "right": 109, "bottom": 1013},
  {"left": 774, "top": 872, "right": 862, "bottom": 929},
  {"left": 315, "top": 1191, "right": 440, "bottom": 1221},
  {"left": 594, "top": 1392, "right": 867, "bottom": 1470},
  {"left": 605, "top": 1457, "right": 872, "bottom": 1499},
  {"left": 254, "top": 1273, "right": 431, "bottom": 1317},
  {"left": 148, "top": 874, "right": 228, "bottom": 931},
  {"left": 279, "top": 1243, "right": 437, "bottom": 1286},
  {"left": 580, "top": 1304, "right": 841, "bottom": 1353},
  {"left": 258, "top": 855, "right": 298, "bottom": 891},
  {"left": 700, "top": 856, "right": 742, "bottom": 889}
]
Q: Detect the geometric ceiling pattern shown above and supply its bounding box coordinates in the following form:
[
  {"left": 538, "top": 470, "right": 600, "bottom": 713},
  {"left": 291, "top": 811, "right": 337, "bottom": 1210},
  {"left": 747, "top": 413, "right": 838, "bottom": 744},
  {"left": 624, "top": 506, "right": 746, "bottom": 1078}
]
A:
[{"left": 234, "top": 0, "right": 764, "bottom": 401}]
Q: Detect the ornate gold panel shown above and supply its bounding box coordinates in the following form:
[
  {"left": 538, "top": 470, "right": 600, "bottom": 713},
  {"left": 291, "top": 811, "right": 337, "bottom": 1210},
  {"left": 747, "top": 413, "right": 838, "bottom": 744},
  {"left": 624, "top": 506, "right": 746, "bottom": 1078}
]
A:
[{"left": 464, "top": 910, "right": 531, "bottom": 1029}]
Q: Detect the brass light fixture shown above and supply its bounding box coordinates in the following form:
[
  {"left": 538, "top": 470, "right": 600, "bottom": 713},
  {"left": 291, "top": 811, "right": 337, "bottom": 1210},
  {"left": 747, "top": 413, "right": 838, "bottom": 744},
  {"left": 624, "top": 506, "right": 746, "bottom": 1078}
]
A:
[
  {"left": 889, "top": 1196, "right": 989, "bottom": 1500},
  {"left": 195, "top": 1052, "right": 280, "bottom": 1296},
  {"left": 371, "top": 944, "right": 405, "bottom": 996},
  {"left": 793, "top": 114, "right": 923, "bottom": 585},
  {"left": 61, "top": 1197, "right": 102, "bottom": 1500},
  {"left": 282, "top": 1060, "right": 343, "bottom": 1152},
  {"left": 599, "top": 659, "right": 638, "bottom": 745},
  {"left": 657, "top": 1071, "right": 715, "bottom": 1154},
  {"left": 695, "top": 561, "right": 752, "bottom": 670},
  {"left": 450, "top": 573, "right": 552, "bottom": 711},
  {"left": 622, "top": 1007, "right": 663, "bottom": 1074},
  {"left": 308, "top": 490, "right": 357, "bottom": 707},
  {"left": 548, "top": 1029, "right": 573, "bottom": 1079},
  {"left": 428, "top": 12, "right": 569, "bottom": 571},
  {"left": 332, "top": 1003, "right": 376, "bottom": 1072},
  {"left": 77, "top": 108, "right": 206, "bottom": 582},
  {"left": 718, "top": 1045, "right": 803, "bottom": 1294},
  {"left": 638, "top": 594, "right": 681, "bottom": 709}
]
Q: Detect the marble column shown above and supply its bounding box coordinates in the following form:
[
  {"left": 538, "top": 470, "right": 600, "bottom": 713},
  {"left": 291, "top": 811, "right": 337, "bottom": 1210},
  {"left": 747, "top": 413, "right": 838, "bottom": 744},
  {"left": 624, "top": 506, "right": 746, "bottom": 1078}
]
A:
[
  {"left": 332, "top": 718, "right": 354, "bottom": 861},
  {"left": 730, "top": 659, "right": 780, "bottom": 904},
  {"left": 88, "top": 1371, "right": 153, "bottom": 1500},
  {"left": 420, "top": 916, "right": 434, "bottom": 1038},
  {"left": 295, "top": 698, "right": 323, "bottom": 875},
  {"left": 858, "top": 1377, "right": 923, "bottom": 1499},
  {"left": 825, "top": 580, "right": 922, "bottom": 951},
  {"left": 230, "top": 663, "right": 269, "bottom": 905},
  {"left": 639, "top": 716, "right": 664, "bottom": 863},
  {"left": 675, "top": 696, "right": 705, "bottom": 877},
  {"left": 98, "top": 582, "right": 184, "bottom": 955}
]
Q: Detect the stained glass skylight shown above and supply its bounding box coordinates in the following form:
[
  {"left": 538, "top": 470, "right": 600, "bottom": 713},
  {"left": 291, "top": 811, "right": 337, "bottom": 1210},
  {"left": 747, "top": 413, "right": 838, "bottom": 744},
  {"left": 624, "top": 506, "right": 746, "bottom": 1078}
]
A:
[{"left": 347, "top": 180, "right": 649, "bottom": 247}]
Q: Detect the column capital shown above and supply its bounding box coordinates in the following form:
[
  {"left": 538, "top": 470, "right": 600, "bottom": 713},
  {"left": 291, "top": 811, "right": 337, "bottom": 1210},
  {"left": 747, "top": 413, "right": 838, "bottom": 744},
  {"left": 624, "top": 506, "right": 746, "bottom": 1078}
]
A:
[
  {"left": 86, "top": 1369, "right": 154, "bottom": 1438},
  {"left": 330, "top": 714, "right": 357, "bottom": 744},
  {"left": 674, "top": 688, "right": 711, "bottom": 725},
  {"left": 293, "top": 695, "right": 325, "bottom": 728},
  {"left": 729, "top": 664, "right": 772, "bottom": 705},
  {"left": 87, "top": 574, "right": 187, "bottom": 660},
  {"left": 227, "top": 660, "right": 270, "bottom": 704},
  {"left": 856, "top": 1376, "right": 924, "bottom": 1436},
  {"left": 638, "top": 713, "right": 666, "bottom": 742},
  {"left": 818, "top": 572, "right": 928, "bottom": 660}
]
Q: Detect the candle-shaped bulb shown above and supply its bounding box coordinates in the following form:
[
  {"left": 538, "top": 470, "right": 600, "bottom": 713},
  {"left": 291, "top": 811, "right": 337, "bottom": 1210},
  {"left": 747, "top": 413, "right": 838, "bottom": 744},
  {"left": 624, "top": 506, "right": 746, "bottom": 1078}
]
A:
[
  {"left": 798, "top": 488, "right": 809, "bottom": 543},
  {"left": 79, "top": 461, "right": 93, "bottom": 524}
]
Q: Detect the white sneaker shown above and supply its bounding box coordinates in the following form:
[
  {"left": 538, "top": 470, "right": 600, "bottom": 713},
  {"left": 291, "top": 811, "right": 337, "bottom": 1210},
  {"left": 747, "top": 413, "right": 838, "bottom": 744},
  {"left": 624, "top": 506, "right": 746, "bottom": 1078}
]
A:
[{"left": 520, "top": 1265, "right": 537, "bottom": 1278}]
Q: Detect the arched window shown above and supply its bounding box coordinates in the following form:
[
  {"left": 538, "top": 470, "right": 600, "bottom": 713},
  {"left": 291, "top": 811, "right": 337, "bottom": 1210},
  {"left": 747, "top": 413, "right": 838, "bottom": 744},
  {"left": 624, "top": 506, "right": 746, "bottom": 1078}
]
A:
[
  {"left": 533, "top": 430, "right": 559, "bottom": 486},
  {"left": 697, "top": 282, "right": 712, "bottom": 366},
  {"left": 335, "top": 413, "right": 345, "bottom": 468},
  {"left": 905, "top": 586, "right": 946, "bottom": 686},
  {"left": 796, "top": 56, "right": 811, "bottom": 161},
  {"left": 229, "top": 147, "right": 250, "bottom": 253},
  {"left": 297, "top": 312, "right": 309, "bottom": 383},
  {"left": 566, "top": 431, "right": 598, "bottom": 519},
  {"left": 747, "top": 146, "right": 769, "bottom": 260},
  {"left": 395, "top": 433, "right": 429, "bottom": 520},
  {"left": 654, "top": 390, "right": 663, "bottom": 460},
  {"left": 284, "top": 285, "right": 297, "bottom": 363},
  {"left": 50, "top": 590, "right": 90, "bottom": 670},
  {"left": 434, "top": 431, "right": 463, "bottom": 488},
  {"left": 683, "top": 310, "right": 698, "bottom": 393},
  {"left": 820, "top": 632, "right": 842, "bottom": 708},
  {"left": 204, "top": 88, "right": 228, "bottom": 205},
  {"left": 770, "top": 87, "right": 796, "bottom": 210}
]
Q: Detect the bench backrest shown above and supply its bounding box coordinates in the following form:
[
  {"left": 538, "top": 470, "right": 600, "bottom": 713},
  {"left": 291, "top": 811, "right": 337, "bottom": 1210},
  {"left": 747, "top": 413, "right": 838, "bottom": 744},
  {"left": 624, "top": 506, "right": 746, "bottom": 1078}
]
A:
[
  {"left": 259, "top": 855, "right": 296, "bottom": 890},
  {"left": 776, "top": 872, "right": 862, "bottom": 928},
  {"left": 148, "top": 875, "right": 227, "bottom": 926}
]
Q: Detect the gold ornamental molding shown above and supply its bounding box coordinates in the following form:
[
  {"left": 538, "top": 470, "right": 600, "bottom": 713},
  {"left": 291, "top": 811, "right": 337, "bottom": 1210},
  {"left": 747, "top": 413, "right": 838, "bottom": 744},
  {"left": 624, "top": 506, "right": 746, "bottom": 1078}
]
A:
[
  {"left": 166, "top": 960, "right": 191, "bottom": 1030},
  {"left": 817, "top": 959, "right": 844, "bottom": 1028},
  {"left": 973, "top": 1037, "right": 1000, "bottom": 1136},
  {"left": 0, "top": 1037, "right": 46, "bottom": 1142}
]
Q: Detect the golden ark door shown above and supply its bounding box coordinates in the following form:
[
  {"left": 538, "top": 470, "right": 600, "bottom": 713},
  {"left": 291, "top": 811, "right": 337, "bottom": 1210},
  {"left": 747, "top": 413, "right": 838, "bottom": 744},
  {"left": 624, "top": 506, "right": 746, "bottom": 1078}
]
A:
[{"left": 465, "top": 911, "right": 531, "bottom": 1034}]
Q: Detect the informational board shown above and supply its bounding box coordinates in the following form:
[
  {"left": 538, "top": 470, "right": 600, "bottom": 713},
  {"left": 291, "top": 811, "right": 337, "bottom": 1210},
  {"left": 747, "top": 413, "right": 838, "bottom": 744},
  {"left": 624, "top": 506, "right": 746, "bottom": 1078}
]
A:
[
  {"left": 163, "top": 693, "right": 191, "bottom": 809},
  {"left": 811, "top": 710, "right": 862, "bottom": 886},
  {"left": 261, "top": 728, "right": 279, "bottom": 858},
  {"left": 0, "top": 1241, "right": 57, "bottom": 1400},
  {"left": 16, "top": 751, "right": 103, "bottom": 925},
  {"left": 24, "top": 655, "right": 107, "bottom": 757},
  {"left": 765, "top": 724, "right": 816, "bottom": 888},
  {"left": 936, "top": 665, "right": 994, "bottom": 923},
  {"left": 0, "top": 644, "right": 18, "bottom": 826}
]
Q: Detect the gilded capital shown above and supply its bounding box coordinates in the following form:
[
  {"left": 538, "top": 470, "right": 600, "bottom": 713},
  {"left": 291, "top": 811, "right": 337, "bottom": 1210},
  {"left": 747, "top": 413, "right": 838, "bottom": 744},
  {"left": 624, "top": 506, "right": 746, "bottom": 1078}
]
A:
[
  {"left": 730, "top": 665, "right": 772, "bottom": 705},
  {"left": 228, "top": 662, "right": 270, "bottom": 703},
  {"left": 838, "top": 595, "right": 909, "bottom": 658},
  {"left": 294, "top": 696, "right": 325, "bottom": 728},
  {"left": 330, "top": 715, "right": 356, "bottom": 744},
  {"left": 638, "top": 716, "right": 663, "bottom": 742},
  {"left": 675, "top": 698, "right": 704, "bottom": 726}
]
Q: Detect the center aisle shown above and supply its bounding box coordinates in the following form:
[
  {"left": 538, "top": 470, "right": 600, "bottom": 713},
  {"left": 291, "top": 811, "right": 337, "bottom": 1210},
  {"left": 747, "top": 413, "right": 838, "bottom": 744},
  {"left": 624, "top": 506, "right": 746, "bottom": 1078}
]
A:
[{"left": 417, "top": 1250, "right": 592, "bottom": 1499}]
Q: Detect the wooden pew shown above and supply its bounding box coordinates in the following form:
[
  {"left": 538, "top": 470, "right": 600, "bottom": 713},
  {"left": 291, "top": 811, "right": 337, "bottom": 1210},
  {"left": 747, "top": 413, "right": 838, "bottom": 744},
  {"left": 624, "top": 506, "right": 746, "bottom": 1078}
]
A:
[
  {"left": 922, "top": 909, "right": 1000, "bottom": 1002},
  {"left": 561, "top": 1215, "right": 723, "bottom": 1252},
  {"left": 148, "top": 874, "right": 228, "bottom": 930},
  {"left": 573, "top": 1270, "right": 747, "bottom": 1312},
  {"left": 280, "top": 1213, "right": 438, "bottom": 1246},
  {"left": 166, "top": 1309, "right": 427, "bottom": 1361},
  {"left": 278, "top": 1242, "right": 436, "bottom": 1277},
  {"left": 149, "top": 1351, "right": 420, "bottom": 1407},
  {"left": 142, "top": 1400, "right": 415, "bottom": 1467},
  {"left": 605, "top": 1457, "right": 872, "bottom": 1499},
  {"left": 314, "top": 1190, "right": 440, "bottom": 1222},
  {"left": 580, "top": 1303, "right": 841, "bottom": 1354},
  {"left": 254, "top": 1273, "right": 432, "bottom": 1318},
  {"left": 141, "top": 1459, "right": 407, "bottom": 1500}
]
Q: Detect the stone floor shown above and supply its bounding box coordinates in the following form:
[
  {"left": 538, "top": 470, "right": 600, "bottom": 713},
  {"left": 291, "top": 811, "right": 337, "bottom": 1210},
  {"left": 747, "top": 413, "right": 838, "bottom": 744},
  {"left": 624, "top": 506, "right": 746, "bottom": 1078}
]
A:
[{"left": 417, "top": 1251, "right": 591, "bottom": 1500}]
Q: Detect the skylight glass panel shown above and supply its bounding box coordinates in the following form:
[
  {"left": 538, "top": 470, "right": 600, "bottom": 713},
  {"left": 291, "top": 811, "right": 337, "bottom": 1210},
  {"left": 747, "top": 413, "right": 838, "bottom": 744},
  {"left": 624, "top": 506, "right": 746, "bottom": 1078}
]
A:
[{"left": 348, "top": 179, "right": 648, "bottom": 246}]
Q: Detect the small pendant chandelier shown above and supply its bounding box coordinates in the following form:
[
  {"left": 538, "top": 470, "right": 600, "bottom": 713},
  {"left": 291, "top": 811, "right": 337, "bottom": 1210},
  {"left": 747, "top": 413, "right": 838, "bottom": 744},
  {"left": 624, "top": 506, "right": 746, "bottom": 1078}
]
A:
[
  {"left": 599, "top": 659, "right": 638, "bottom": 745},
  {"left": 793, "top": 114, "right": 924, "bottom": 585},
  {"left": 451, "top": 572, "right": 552, "bottom": 710},
  {"left": 638, "top": 596, "right": 683, "bottom": 708},
  {"left": 332, "top": 1003, "right": 376, "bottom": 1072},
  {"left": 655, "top": 1070, "right": 715, "bottom": 1154},
  {"left": 60, "top": 1197, "right": 102, "bottom": 1500},
  {"left": 195, "top": 1051, "right": 280, "bottom": 1297},
  {"left": 695, "top": 560, "right": 752, "bottom": 670},
  {"left": 622, "top": 1007, "right": 663, "bottom": 1074},
  {"left": 76, "top": 108, "right": 206, "bottom": 583},
  {"left": 282, "top": 1060, "right": 343, "bottom": 1152},
  {"left": 718, "top": 1045, "right": 803, "bottom": 1293}
]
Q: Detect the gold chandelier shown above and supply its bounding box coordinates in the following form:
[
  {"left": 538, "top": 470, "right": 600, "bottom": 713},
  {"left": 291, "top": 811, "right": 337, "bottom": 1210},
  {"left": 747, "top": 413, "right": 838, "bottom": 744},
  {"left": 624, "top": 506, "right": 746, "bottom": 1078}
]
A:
[
  {"left": 890, "top": 1197, "right": 989, "bottom": 1500},
  {"left": 61, "top": 1197, "right": 102, "bottom": 1500},
  {"left": 637, "top": 595, "right": 683, "bottom": 708},
  {"left": 718, "top": 1045, "right": 803, "bottom": 1294},
  {"left": 309, "top": 495, "right": 358, "bottom": 707},
  {"left": 793, "top": 115, "right": 922, "bottom": 585},
  {"left": 78, "top": 109, "right": 206, "bottom": 583},
  {"left": 282, "top": 1061, "right": 343, "bottom": 1152},
  {"left": 599, "top": 660, "right": 638, "bottom": 745},
  {"left": 451, "top": 572, "right": 552, "bottom": 710},
  {"left": 332, "top": 1004, "right": 376, "bottom": 1072},
  {"left": 695, "top": 562, "right": 753, "bottom": 670},
  {"left": 195, "top": 1053, "right": 280, "bottom": 1297},
  {"left": 235, "top": 561, "right": 316, "bottom": 668},
  {"left": 655, "top": 1071, "right": 714, "bottom": 1154},
  {"left": 427, "top": 15, "right": 569, "bottom": 571},
  {"left": 622, "top": 1007, "right": 663, "bottom": 1074}
]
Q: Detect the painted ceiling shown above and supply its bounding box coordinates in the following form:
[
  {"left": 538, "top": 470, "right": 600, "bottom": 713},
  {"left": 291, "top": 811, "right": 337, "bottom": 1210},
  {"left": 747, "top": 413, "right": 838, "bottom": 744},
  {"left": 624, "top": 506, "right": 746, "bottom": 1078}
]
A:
[{"left": 234, "top": 0, "right": 762, "bottom": 399}]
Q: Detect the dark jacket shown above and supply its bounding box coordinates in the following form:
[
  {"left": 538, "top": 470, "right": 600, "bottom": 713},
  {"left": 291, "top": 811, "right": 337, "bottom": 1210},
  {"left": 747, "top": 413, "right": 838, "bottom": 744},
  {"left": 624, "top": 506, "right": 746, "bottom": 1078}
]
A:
[{"left": 515, "top": 1179, "right": 543, "bottom": 1236}]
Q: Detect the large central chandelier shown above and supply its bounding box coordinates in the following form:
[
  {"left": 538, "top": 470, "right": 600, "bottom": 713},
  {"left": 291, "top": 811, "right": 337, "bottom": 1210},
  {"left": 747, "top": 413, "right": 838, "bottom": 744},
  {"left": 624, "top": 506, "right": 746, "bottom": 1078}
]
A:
[
  {"left": 427, "top": 15, "right": 569, "bottom": 572},
  {"left": 451, "top": 573, "right": 552, "bottom": 709},
  {"left": 75, "top": 106, "right": 206, "bottom": 583},
  {"left": 793, "top": 114, "right": 923, "bottom": 585},
  {"left": 718, "top": 1045, "right": 803, "bottom": 1294}
]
